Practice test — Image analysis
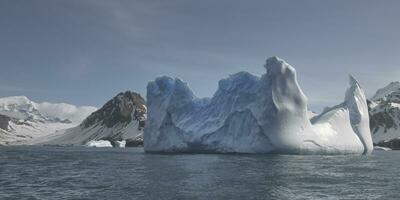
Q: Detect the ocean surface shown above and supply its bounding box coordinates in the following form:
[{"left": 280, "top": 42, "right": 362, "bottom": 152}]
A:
[{"left": 0, "top": 146, "right": 398, "bottom": 200}]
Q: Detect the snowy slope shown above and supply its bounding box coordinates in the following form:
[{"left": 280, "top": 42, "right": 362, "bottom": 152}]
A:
[
  {"left": 369, "top": 82, "right": 400, "bottom": 143},
  {"left": 371, "top": 82, "right": 400, "bottom": 102},
  {"left": 0, "top": 96, "right": 95, "bottom": 123},
  {"left": 40, "top": 91, "right": 146, "bottom": 146},
  {"left": 0, "top": 96, "right": 97, "bottom": 145},
  {"left": 144, "top": 57, "right": 373, "bottom": 154}
]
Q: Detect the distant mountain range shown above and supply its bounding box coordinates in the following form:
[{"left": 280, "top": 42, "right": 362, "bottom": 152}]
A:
[
  {"left": 2, "top": 82, "right": 400, "bottom": 149},
  {"left": 0, "top": 91, "right": 146, "bottom": 147},
  {"left": 0, "top": 96, "right": 96, "bottom": 145}
]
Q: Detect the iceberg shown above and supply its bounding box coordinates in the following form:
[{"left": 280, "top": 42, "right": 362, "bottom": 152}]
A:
[
  {"left": 85, "top": 140, "right": 113, "bottom": 148},
  {"left": 373, "top": 146, "right": 391, "bottom": 151},
  {"left": 144, "top": 57, "right": 373, "bottom": 154}
]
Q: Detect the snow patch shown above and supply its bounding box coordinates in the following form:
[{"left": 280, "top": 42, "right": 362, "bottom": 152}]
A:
[
  {"left": 86, "top": 140, "right": 113, "bottom": 147},
  {"left": 373, "top": 146, "right": 391, "bottom": 151}
]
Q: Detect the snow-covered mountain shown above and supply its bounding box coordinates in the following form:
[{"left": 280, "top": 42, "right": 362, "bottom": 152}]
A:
[
  {"left": 371, "top": 82, "right": 400, "bottom": 102},
  {"left": 0, "top": 96, "right": 97, "bottom": 145},
  {"left": 368, "top": 81, "right": 400, "bottom": 148},
  {"left": 41, "top": 91, "right": 146, "bottom": 147},
  {"left": 144, "top": 57, "right": 373, "bottom": 154}
]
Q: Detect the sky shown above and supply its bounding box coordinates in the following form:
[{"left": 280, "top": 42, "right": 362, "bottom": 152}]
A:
[{"left": 0, "top": 0, "right": 400, "bottom": 111}]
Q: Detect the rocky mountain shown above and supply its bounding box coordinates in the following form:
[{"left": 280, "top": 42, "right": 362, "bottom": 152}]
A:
[
  {"left": 368, "top": 81, "right": 400, "bottom": 149},
  {"left": 0, "top": 96, "right": 97, "bottom": 145},
  {"left": 41, "top": 91, "right": 146, "bottom": 147}
]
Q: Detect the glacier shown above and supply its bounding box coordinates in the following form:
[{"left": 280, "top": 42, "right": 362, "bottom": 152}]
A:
[
  {"left": 144, "top": 57, "right": 373, "bottom": 154},
  {"left": 0, "top": 96, "right": 97, "bottom": 145}
]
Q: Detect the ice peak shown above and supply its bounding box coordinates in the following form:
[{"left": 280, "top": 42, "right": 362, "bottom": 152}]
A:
[
  {"left": 265, "top": 56, "right": 281, "bottom": 67},
  {"left": 147, "top": 75, "right": 195, "bottom": 108},
  {"left": 217, "top": 71, "right": 259, "bottom": 93},
  {"left": 264, "top": 56, "right": 296, "bottom": 78},
  {"left": 345, "top": 75, "right": 366, "bottom": 113},
  {"left": 153, "top": 76, "right": 193, "bottom": 97},
  {"left": 344, "top": 75, "right": 373, "bottom": 154},
  {"left": 348, "top": 75, "right": 363, "bottom": 91}
]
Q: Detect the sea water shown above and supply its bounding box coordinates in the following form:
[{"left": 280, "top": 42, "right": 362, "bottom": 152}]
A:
[{"left": 0, "top": 146, "right": 398, "bottom": 199}]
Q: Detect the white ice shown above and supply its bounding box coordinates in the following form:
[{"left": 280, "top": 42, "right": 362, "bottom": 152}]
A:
[
  {"left": 85, "top": 140, "right": 113, "bottom": 148},
  {"left": 144, "top": 57, "right": 373, "bottom": 154},
  {"left": 373, "top": 146, "right": 391, "bottom": 151}
]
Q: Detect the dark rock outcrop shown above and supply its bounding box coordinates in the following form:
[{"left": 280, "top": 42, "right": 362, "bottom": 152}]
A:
[
  {"left": 81, "top": 91, "right": 146, "bottom": 130},
  {"left": 126, "top": 137, "right": 143, "bottom": 147},
  {"left": 0, "top": 114, "right": 11, "bottom": 131},
  {"left": 376, "top": 138, "right": 400, "bottom": 150},
  {"left": 368, "top": 82, "right": 400, "bottom": 143}
]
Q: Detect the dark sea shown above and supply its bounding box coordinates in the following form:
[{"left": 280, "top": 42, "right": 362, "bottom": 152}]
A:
[{"left": 0, "top": 146, "right": 398, "bottom": 200}]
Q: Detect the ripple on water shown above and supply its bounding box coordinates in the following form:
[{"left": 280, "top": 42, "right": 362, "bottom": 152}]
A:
[{"left": 0, "top": 146, "right": 399, "bottom": 200}]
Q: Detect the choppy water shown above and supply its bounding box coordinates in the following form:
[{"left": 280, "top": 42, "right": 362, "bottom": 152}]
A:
[{"left": 0, "top": 146, "right": 398, "bottom": 200}]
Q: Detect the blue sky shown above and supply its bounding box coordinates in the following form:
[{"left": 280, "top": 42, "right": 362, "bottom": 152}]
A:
[{"left": 0, "top": 0, "right": 399, "bottom": 111}]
